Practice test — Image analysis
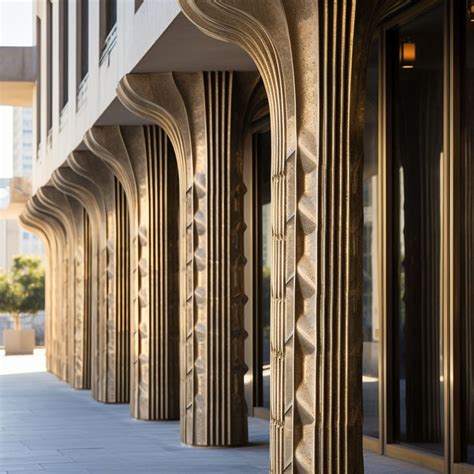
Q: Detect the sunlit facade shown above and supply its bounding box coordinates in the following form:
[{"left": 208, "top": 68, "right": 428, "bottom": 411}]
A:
[{"left": 23, "top": 1, "right": 474, "bottom": 473}]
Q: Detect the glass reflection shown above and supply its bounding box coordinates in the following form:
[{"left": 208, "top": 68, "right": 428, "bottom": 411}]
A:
[
  {"left": 391, "top": 3, "right": 444, "bottom": 455},
  {"left": 363, "top": 37, "right": 380, "bottom": 439},
  {"left": 252, "top": 129, "right": 271, "bottom": 411},
  {"left": 257, "top": 130, "right": 271, "bottom": 410},
  {"left": 461, "top": 5, "right": 474, "bottom": 466}
]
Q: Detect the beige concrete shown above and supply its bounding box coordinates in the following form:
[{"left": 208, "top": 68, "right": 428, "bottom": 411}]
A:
[
  {"left": 178, "top": 1, "right": 398, "bottom": 472},
  {"left": 84, "top": 125, "right": 180, "bottom": 422},
  {"left": 4, "top": 329, "right": 35, "bottom": 356}
]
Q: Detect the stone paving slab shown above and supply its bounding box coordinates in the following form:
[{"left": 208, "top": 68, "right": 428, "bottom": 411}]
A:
[{"left": 0, "top": 354, "right": 436, "bottom": 473}]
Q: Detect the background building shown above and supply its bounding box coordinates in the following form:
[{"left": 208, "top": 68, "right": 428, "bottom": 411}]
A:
[
  {"left": 0, "top": 107, "right": 43, "bottom": 271},
  {"left": 12, "top": 107, "right": 33, "bottom": 177}
]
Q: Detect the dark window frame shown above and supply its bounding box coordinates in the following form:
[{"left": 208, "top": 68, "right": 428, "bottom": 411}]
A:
[
  {"left": 59, "top": 0, "right": 69, "bottom": 111},
  {"left": 134, "top": 0, "right": 144, "bottom": 13},
  {"left": 35, "top": 16, "right": 41, "bottom": 148},
  {"left": 99, "top": 0, "right": 117, "bottom": 53},
  {"left": 46, "top": 0, "right": 52, "bottom": 132},
  {"left": 76, "top": 0, "right": 89, "bottom": 86}
]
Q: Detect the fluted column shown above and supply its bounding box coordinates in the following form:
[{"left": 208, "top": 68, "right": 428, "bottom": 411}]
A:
[
  {"left": 194, "top": 71, "right": 247, "bottom": 446},
  {"left": 178, "top": 0, "right": 395, "bottom": 471},
  {"left": 63, "top": 152, "right": 131, "bottom": 404},
  {"left": 118, "top": 72, "right": 250, "bottom": 446},
  {"left": 29, "top": 195, "right": 68, "bottom": 381},
  {"left": 84, "top": 125, "right": 180, "bottom": 421},
  {"left": 52, "top": 161, "right": 105, "bottom": 401},
  {"left": 35, "top": 186, "right": 92, "bottom": 390}
]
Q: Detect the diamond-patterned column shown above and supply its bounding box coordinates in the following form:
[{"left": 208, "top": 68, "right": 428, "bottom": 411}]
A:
[
  {"left": 118, "top": 71, "right": 249, "bottom": 446},
  {"left": 179, "top": 0, "right": 394, "bottom": 470}
]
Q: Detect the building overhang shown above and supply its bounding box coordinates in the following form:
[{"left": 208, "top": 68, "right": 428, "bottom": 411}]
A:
[{"left": 0, "top": 46, "right": 36, "bottom": 106}]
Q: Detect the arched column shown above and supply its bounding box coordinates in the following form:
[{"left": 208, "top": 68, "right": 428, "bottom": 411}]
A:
[
  {"left": 52, "top": 160, "right": 106, "bottom": 401},
  {"left": 63, "top": 152, "right": 131, "bottom": 404},
  {"left": 117, "top": 72, "right": 258, "bottom": 446},
  {"left": 35, "top": 186, "right": 91, "bottom": 390},
  {"left": 29, "top": 194, "right": 68, "bottom": 382},
  {"left": 118, "top": 73, "right": 195, "bottom": 440},
  {"left": 178, "top": 0, "right": 395, "bottom": 471},
  {"left": 84, "top": 125, "right": 180, "bottom": 421},
  {"left": 20, "top": 206, "right": 54, "bottom": 373},
  {"left": 35, "top": 187, "right": 78, "bottom": 386}
]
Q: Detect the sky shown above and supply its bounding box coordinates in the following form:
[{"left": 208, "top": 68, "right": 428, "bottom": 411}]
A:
[{"left": 0, "top": 0, "right": 33, "bottom": 179}]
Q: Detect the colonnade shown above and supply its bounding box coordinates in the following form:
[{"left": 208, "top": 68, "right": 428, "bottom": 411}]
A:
[{"left": 20, "top": 1, "right": 396, "bottom": 472}]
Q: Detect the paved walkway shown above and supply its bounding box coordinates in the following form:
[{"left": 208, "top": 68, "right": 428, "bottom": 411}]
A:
[{"left": 0, "top": 352, "right": 435, "bottom": 473}]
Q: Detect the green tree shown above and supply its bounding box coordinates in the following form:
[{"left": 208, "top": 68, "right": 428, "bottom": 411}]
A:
[{"left": 0, "top": 255, "right": 45, "bottom": 330}]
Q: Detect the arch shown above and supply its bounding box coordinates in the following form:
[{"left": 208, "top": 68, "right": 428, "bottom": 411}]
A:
[
  {"left": 117, "top": 74, "right": 198, "bottom": 443},
  {"left": 52, "top": 159, "right": 107, "bottom": 401},
  {"left": 36, "top": 186, "right": 90, "bottom": 389},
  {"left": 29, "top": 194, "right": 68, "bottom": 382},
  {"left": 85, "top": 125, "right": 181, "bottom": 421},
  {"left": 118, "top": 71, "right": 263, "bottom": 446},
  {"left": 64, "top": 151, "right": 131, "bottom": 404},
  {"left": 238, "top": 77, "right": 271, "bottom": 415},
  {"left": 117, "top": 78, "right": 196, "bottom": 438},
  {"left": 178, "top": 0, "right": 398, "bottom": 471}
]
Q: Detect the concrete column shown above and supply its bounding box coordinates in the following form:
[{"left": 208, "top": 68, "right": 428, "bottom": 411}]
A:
[
  {"left": 29, "top": 194, "right": 69, "bottom": 382},
  {"left": 84, "top": 125, "right": 180, "bottom": 421},
  {"left": 52, "top": 161, "right": 105, "bottom": 400},
  {"left": 179, "top": 0, "right": 395, "bottom": 471},
  {"left": 53, "top": 154, "right": 131, "bottom": 404},
  {"left": 35, "top": 186, "right": 91, "bottom": 390},
  {"left": 118, "top": 72, "right": 250, "bottom": 446}
]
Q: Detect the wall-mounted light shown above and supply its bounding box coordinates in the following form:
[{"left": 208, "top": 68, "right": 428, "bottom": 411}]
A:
[
  {"left": 400, "top": 39, "right": 416, "bottom": 69},
  {"left": 469, "top": 0, "right": 474, "bottom": 22}
]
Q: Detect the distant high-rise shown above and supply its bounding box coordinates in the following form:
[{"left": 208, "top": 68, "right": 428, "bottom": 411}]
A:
[
  {"left": 12, "top": 107, "right": 33, "bottom": 177},
  {"left": 0, "top": 107, "right": 43, "bottom": 270}
]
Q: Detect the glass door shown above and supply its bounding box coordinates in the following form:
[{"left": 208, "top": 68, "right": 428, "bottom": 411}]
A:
[
  {"left": 362, "top": 1, "right": 474, "bottom": 471},
  {"left": 460, "top": 1, "right": 474, "bottom": 467},
  {"left": 387, "top": 2, "right": 445, "bottom": 457},
  {"left": 252, "top": 128, "right": 271, "bottom": 416}
]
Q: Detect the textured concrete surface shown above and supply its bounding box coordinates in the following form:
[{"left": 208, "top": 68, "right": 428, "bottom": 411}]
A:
[{"left": 0, "top": 352, "right": 435, "bottom": 473}]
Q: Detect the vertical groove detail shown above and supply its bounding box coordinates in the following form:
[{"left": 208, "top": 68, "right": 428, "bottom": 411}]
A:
[
  {"left": 137, "top": 126, "right": 180, "bottom": 419},
  {"left": 112, "top": 177, "right": 131, "bottom": 403},
  {"left": 193, "top": 71, "right": 247, "bottom": 446}
]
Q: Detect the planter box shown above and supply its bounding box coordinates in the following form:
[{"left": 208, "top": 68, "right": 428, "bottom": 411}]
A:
[{"left": 4, "top": 329, "right": 35, "bottom": 355}]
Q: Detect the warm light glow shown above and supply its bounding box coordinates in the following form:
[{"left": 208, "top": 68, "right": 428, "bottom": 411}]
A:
[
  {"left": 470, "top": 1, "right": 474, "bottom": 22},
  {"left": 400, "top": 40, "right": 416, "bottom": 69}
]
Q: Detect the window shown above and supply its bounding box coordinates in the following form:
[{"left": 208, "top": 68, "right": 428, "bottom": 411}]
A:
[
  {"left": 76, "top": 0, "right": 88, "bottom": 85},
  {"left": 59, "top": 0, "right": 69, "bottom": 110},
  {"left": 362, "top": 35, "right": 380, "bottom": 440},
  {"left": 252, "top": 129, "right": 271, "bottom": 411},
  {"left": 35, "top": 16, "right": 41, "bottom": 147},
  {"left": 389, "top": 4, "right": 445, "bottom": 455},
  {"left": 461, "top": 2, "right": 474, "bottom": 466},
  {"left": 100, "top": 0, "right": 116, "bottom": 51},
  {"left": 46, "top": 0, "right": 52, "bottom": 131}
]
